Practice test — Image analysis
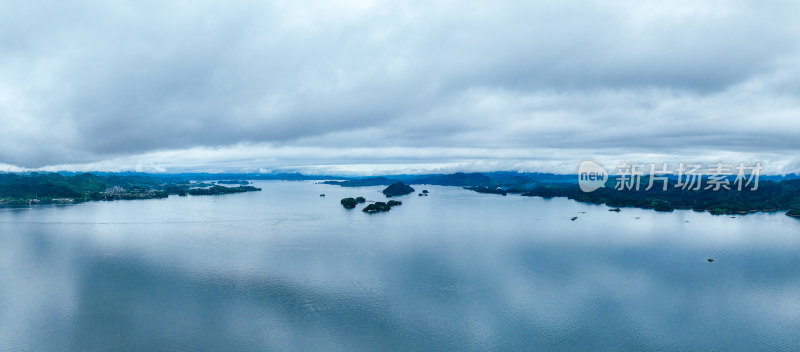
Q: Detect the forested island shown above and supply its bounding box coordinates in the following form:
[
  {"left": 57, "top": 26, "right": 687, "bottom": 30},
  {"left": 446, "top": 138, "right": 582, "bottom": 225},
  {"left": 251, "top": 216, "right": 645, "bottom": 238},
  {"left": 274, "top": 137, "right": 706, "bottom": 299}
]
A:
[
  {"left": 187, "top": 185, "right": 261, "bottom": 195},
  {"left": 339, "top": 196, "right": 401, "bottom": 213},
  {"left": 382, "top": 182, "right": 415, "bottom": 197},
  {"left": 0, "top": 173, "right": 261, "bottom": 207},
  {"left": 363, "top": 200, "right": 402, "bottom": 213},
  {"left": 340, "top": 196, "right": 366, "bottom": 209}
]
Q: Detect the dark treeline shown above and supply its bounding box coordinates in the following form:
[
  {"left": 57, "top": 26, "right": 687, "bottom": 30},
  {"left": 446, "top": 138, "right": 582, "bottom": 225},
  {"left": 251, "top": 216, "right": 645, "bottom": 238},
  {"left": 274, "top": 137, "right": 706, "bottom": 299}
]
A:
[
  {"left": 187, "top": 185, "right": 261, "bottom": 195},
  {"left": 523, "top": 178, "right": 800, "bottom": 216},
  {"left": 0, "top": 173, "right": 156, "bottom": 199},
  {"left": 0, "top": 173, "right": 260, "bottom": 206}
]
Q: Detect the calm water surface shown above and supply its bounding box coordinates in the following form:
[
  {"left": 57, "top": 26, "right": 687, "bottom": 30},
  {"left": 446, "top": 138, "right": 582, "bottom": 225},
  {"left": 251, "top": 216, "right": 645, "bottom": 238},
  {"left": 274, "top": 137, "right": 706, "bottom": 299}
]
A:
[{"left": 2, "top": 181, "right": 800, "bottom": 351}]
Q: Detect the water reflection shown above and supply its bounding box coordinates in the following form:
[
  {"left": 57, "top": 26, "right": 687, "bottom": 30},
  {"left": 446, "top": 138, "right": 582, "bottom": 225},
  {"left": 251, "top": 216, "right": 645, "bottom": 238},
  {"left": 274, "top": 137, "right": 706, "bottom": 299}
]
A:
[{"left": 1, "top": 181, "right": 800, "bottom": 351}]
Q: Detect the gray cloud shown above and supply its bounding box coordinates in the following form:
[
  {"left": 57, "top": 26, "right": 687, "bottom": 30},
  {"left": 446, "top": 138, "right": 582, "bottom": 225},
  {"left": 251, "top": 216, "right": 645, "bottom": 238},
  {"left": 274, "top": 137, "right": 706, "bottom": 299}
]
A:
[{"left": 1, "top": 0, "right": 799, "bottom": 172}]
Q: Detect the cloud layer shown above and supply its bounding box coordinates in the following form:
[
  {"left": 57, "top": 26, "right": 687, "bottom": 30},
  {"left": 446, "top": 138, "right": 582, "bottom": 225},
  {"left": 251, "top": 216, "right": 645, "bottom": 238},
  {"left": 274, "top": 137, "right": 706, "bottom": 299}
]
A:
[{"left": 1, "top": 0, "right": 800, "bottom": 174}]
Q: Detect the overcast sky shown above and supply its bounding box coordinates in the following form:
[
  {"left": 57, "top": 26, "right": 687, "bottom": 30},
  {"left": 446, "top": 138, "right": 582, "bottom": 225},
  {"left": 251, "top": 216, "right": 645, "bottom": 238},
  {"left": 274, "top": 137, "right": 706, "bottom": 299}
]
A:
[{"left": 1, "top": 0, "right": 799, "bottom": 174}]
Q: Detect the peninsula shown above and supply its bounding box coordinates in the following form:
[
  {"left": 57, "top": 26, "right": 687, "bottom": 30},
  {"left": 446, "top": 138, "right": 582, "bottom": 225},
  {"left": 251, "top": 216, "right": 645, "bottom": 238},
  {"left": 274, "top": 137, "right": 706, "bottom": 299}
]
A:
[{"left": 0, "top": 172, "right": 261, "bottom": 207}]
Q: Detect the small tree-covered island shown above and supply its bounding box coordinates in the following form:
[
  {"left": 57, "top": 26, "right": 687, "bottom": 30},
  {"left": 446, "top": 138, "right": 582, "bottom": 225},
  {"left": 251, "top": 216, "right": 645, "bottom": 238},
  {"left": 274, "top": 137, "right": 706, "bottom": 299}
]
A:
[
  {"left": 340, "top": 196, "right": 366, "bottom": 209},
  {"left": 0, "top": 172, "right": 261, "bottom": 207},
  {"left": 363, "top": 200, "right": 403, "bottom": 213},
  {"left": 340, "top": 196, "right": 401, "bottom": 213},
  {"left": 381, "top": 182, "right": 415, "bottom": 197},
  {"left": 338, "top": 182, "right": 414, "bottom": 213}
]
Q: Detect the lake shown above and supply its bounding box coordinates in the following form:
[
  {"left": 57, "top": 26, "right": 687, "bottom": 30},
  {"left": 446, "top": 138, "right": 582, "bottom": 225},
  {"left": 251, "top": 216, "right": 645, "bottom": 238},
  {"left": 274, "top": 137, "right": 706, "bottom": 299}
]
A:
[{"left": 2, "top": 180, "right": 800, "bottom": 351}]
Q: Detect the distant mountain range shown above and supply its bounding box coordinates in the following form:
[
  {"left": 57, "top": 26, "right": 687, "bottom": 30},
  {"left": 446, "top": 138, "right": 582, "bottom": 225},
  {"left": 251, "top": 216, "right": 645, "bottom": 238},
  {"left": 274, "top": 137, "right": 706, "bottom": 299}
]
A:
[
  {"left": 4, "top": 170, "right": 799, "bottom": 184},
  {"left": 320, "top": 172, "right": 575, "bottom": 189}
]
